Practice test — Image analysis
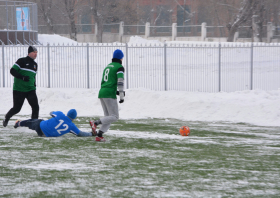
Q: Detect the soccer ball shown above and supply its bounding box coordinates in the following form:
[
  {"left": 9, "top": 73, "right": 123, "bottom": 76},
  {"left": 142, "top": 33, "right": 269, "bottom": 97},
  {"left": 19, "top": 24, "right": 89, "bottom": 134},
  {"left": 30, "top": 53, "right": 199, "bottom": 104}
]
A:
[{"left": 179, "top": 126, "right": 190, "bottom": 136}]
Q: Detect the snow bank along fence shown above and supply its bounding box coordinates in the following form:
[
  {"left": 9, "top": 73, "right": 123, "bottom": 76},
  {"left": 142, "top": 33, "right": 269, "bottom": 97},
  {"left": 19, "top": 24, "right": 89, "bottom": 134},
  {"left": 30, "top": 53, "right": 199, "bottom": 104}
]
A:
[{"left": 1, "top": 43, "right": 280, "bottom": 92}]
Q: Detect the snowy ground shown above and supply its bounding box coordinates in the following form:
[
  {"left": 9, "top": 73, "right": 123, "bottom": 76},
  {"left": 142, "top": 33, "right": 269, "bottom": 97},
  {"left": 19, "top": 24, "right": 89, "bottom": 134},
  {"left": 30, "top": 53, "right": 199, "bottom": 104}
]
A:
[
  {"left": 1, "top": 117, "right": 280, "bottom": 197},
  {"left": 0, "top": 87, "right": 280, "bottom": 127}
]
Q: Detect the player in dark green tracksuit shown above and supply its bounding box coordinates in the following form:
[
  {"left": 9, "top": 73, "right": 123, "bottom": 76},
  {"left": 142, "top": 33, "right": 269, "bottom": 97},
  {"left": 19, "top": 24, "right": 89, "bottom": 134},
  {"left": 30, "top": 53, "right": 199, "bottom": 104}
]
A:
[
  {"left": 90, "top": 49, "right": 125, "bottom": 142},
  {"left": 3, "top": 46, "right": 39, "bottom": 127}
]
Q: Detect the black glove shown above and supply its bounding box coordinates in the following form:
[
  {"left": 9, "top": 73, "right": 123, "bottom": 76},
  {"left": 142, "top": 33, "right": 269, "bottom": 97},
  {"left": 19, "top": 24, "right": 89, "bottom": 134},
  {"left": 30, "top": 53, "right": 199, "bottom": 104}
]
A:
[
  {"left": 116, "top": 91, "right": 125, "bottom": 96},
  {"left": 118, "top": 91, "right": 125, "bottom": 103},
  {"left": 22, "top": 76, "right": 30, "bottom": 82}
]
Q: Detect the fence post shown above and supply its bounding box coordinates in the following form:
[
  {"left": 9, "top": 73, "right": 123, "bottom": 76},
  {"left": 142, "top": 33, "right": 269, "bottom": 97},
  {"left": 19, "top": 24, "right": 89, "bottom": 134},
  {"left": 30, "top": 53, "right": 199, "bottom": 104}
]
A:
[
  {"left": 94, "top": 23, "right": 98, "bottom": 42},
  {"left": 250, "top": 43, "right": 253, "bottom": 90},
  {"left": 233, "top": 31, "right": 239, "bottom": 42},
  {"left": 201, "top": 22, "right": 207, "bottom": 41},
  {"left": 119, "top": 21, "right": 124, "bottom": 43},
  {"left": 47, "top": 43, "right": 50, "bottom": 88},
  {"left": 218, "top": 43, "right": 221, "bottom": 92},
  {"left": 2, "top": 42, "right": 5, "bottom": 87},
  {"left": 125, "top": 43, "right": 129, "bottom": 89},
  {"left": 87, "top": 43, "right": 89, "bottom": 89},
  {"left": 172, "top": 23, "right": 177, "bottom": 41},
  {"left": 267, "top": 22, "right": 273, "bottom": 43},
  {"left": 252, "top": 15, "right": 260, "bottom": 42},
  {"left": 145, "top": 22, "right": 150, "bottom": 39},
  {"left": 164, "top": 42, "right": 167, "bottom": 91}
]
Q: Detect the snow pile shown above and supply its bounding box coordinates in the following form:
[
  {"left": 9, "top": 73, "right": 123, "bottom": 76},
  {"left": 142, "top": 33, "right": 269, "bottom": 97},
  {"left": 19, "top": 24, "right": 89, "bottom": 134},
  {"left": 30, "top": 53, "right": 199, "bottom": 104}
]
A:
[
  {"left": 0, "top": 88, "right": 279, "bottom": 127},
  {"left": 128, "top": 36, "right": 162, "bottom": 45},
  {"left": 38, "top": 34, "right": 78, "bottom": 45}
]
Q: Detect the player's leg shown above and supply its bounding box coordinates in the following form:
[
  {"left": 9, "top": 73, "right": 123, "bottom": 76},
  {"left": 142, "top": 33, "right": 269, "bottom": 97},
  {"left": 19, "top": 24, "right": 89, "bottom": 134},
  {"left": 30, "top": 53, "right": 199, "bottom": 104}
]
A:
[
  {"left": 14, "top": 119, "right": 45, "bottom": 137},
  {"left": 3, "top": 90, "right": 26, "bottom": 127},
  {"left": 99, "top": 98, "right": 119, "bottom": 132},
  {"left": 26, "top": 90, "right": 39, "bottom": 119},
  {"left": 93, "top": 98, "right": 119, "bottom": 142}
]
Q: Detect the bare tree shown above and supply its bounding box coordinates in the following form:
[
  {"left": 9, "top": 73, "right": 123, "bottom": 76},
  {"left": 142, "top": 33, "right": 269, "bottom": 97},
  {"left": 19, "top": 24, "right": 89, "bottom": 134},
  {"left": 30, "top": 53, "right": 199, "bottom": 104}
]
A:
[
  {"left": 112, "top": 0, "right": 138, "bottom": 25},
  {"left": 60, "top": 0, "right": 83, "bottom": 41},
  {"left": 201, "top": 0, "right": 240, "bottom": 37},
  {"left": 252, "top": 0, "right": 265, "bottom": 42},
  {"left": 87, "top": 0, "right": 137, "bottom": 42},
  {"left": 265, "top": 0, "right": 280, "bottom": 37},
  {"left": 35, "top": 0, "right": 55, "bottom": 33},
  {"left": 87, "top": 0, "right": 108, "bottom": 42},
  {"left": 227, "top": 0, "right": 257, "bottom": 42}
]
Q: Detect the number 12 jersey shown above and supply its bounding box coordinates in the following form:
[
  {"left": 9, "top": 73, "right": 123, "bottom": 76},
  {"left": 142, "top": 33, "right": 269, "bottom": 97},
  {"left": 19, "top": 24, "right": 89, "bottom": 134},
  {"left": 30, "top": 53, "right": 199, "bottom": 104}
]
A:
[{"left": 40, "top": 111, "right": 80, "bottom": 137}]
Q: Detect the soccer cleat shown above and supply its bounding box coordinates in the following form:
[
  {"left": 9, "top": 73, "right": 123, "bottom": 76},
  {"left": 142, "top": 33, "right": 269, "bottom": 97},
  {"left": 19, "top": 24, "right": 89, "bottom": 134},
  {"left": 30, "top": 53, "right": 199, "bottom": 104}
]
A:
[
  {"left": 89, "top": 121, "right": 97, "bottom": 136},
  {"left": 14, "top": 120, "right": 21, "bottom": 128},
  {"left": 95, "top": 136, "right": 106, "bottom": 142},
  {"left": 3, "top": 118, "right": 8, "bottom": 127}
]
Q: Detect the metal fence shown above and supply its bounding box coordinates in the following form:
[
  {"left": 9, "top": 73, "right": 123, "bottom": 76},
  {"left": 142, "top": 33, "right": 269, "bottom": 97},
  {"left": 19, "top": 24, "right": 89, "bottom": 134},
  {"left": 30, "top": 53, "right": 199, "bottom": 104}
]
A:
[{"left": 1, "top": 43, "right": 280, "bottom": 92}]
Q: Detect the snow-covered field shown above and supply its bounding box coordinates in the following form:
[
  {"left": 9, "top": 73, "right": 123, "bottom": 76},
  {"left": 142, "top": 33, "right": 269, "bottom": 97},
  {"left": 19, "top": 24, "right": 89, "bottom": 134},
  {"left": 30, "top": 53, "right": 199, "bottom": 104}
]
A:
[{"left": 1, "top": 35, "right": 280, "bottom": 197}]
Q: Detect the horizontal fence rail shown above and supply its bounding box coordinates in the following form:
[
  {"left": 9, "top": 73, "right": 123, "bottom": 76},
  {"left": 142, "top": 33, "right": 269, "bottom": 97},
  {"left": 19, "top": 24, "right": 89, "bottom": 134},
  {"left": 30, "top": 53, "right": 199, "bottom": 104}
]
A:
[{"left": 1, "top": 43, "right": 280, "bottom": 92}]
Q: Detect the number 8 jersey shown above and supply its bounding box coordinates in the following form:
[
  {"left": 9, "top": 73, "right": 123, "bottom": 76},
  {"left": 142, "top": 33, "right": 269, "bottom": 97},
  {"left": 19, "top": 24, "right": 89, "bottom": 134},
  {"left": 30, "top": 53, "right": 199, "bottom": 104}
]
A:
[
  {"left": 98, "top": 62, "right": 125, "bottom": 99},
  {"left": 40, "top": 111, "right": 81, "bottom": 137}
]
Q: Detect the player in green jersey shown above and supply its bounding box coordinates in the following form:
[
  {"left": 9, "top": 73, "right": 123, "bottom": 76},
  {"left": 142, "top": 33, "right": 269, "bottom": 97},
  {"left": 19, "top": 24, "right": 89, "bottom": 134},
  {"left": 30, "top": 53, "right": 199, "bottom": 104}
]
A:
[
  {"left": 3, "top": 46, "right": 39, "bottom": 127},
  {"left": 90, "top": 49, "right": 125, "bottom": 142}
]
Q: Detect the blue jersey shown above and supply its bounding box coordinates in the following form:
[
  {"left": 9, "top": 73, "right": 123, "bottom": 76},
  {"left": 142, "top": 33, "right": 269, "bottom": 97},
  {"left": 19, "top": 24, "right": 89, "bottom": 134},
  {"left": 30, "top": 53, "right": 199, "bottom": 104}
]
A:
[{"left": 40, "top": 111, "right": 80, "bottom": 137}]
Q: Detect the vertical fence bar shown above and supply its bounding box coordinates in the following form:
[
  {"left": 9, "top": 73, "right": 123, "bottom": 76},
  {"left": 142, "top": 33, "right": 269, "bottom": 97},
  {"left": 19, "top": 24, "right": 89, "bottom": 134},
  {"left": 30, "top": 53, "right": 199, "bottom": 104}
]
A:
[
  {"left": 47, "top": 43, "right": 50, "bottom": 88},
  {"left": 14, "top": 2, "right": 17, "bottom": 44},
  {"left": 218, "top": 43, "right": 221, "bottom": 92},
  {"left": 250, "top": 43, "right": 254, "bottom": 90},
  {"left": 2, "top": 43, "right": 5, "bottom": 87},
  {"left": 6, "top": 1, "right": 9, "bottom": 44},
  {"left": 164, "top": 43, "right": 167, "bottom": 91},
  {"left": 87, "top": 43, "right": 89, "bottom": 89},
  {"left": 125, "top": 43, "right": 129, "bottom": 89}
]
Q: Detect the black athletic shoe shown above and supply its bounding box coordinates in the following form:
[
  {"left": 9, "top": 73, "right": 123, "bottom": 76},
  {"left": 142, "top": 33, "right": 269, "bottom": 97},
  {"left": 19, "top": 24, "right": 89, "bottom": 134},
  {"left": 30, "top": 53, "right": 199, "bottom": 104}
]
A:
[
  {"left": 3, "top": 118, "right": 8, "bottom": 127},
  {"left": 14, "top": 120, "right": 21, "bottom": 128}
]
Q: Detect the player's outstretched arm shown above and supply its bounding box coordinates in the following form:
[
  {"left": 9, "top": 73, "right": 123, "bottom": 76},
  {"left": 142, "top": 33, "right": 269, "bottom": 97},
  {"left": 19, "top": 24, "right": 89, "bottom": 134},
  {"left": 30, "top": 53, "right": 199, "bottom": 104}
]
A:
[
  {"left": 49, "top": 111, "right": 55, "bottom": 117},
  {"left": 76, "top": 131, "right": 95, "bottom": 137}
]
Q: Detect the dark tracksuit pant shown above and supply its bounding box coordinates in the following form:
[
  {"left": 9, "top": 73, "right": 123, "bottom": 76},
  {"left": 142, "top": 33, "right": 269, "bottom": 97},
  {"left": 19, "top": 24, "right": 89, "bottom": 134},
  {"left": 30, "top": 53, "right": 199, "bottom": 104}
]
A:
[
  {"left": 5, "top": 90, "right": 39, "bottom": 121},
  {"left": 19, "top": 119, "right": 45, "bottom": 137}
]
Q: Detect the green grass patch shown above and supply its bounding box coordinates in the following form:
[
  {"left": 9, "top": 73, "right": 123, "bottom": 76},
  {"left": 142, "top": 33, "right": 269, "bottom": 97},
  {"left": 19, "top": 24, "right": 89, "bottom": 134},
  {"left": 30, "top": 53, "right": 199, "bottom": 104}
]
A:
[{"left": 1, "top": 116, "right": 280, "bottom": 197}]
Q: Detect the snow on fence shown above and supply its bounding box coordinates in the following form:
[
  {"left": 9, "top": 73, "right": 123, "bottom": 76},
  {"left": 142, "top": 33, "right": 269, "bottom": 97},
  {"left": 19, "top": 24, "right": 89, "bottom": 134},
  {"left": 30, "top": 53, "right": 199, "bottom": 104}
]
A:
[{"left": 0, "top": 42, "right": 280, "bottom": 92}]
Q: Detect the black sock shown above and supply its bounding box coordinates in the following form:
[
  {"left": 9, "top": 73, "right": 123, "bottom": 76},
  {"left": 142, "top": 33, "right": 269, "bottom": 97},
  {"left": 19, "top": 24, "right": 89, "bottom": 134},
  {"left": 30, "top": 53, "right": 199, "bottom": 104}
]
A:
[
  {"left": 94, "top": 120, "right": 102, "bottom": 126},
  {"left": 98, "top": 131, "right": 104, "bottom": 137}
]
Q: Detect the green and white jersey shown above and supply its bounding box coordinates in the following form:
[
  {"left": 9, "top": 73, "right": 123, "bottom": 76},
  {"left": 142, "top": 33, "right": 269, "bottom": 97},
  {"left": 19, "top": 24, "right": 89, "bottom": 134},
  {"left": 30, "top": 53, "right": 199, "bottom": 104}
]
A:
[
  {"left": 98, "top": 61, "right": 124, "bottom": 99},
  {"left": 12, "top": 56, "right": 37, "bottom": 92}
]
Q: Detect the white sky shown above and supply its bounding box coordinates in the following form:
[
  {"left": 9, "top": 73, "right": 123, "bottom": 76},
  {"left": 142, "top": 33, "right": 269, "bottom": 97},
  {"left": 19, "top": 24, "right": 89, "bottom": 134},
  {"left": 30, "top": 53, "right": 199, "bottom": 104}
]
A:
[{"left": 1, "top": 35, "right": 279, "bottom": 127}]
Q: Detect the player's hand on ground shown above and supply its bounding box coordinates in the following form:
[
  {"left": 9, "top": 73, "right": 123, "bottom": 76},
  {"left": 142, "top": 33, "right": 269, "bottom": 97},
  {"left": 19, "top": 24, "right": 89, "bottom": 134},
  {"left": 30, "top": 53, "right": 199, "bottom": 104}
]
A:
[{"left": 22, "top": 76, "right": 30, "bottom": 82}]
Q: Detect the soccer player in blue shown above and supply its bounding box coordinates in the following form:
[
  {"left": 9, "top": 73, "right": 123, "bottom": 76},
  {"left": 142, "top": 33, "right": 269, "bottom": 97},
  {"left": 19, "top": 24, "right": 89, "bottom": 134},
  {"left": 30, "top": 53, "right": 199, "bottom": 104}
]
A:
[{"left": 14, "top": 109, "right": 95, "bottom": 137}]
